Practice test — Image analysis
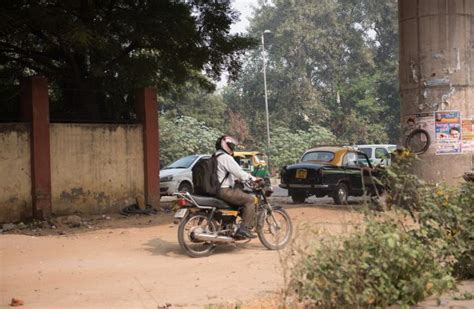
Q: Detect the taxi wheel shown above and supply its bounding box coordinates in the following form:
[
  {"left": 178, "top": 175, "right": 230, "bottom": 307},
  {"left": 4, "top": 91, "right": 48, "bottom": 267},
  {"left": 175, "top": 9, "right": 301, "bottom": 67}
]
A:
[
  {"left": 291, "top": 193, "right": 306, "bottom": 204},
  {"left": 333, "top": 183, "right": 348, "bottom": 205}
]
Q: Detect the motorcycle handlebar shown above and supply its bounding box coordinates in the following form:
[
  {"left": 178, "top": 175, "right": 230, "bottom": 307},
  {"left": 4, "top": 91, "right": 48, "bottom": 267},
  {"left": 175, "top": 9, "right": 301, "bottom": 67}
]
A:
[{"left": 244, "top": 178, "right": 273, "bottom": 196}]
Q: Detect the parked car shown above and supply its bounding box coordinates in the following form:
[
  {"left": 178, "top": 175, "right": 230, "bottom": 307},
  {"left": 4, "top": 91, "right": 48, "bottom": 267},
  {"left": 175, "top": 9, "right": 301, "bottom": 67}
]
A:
[
  {"left": 279, "top": 146, "right": 383, "bottom": 204},
  {"left": 160, "top": 154, "right": 210, "bottom": 196},
  {"left": 355, "top": 144, "right": 396, "bottom": 166}
]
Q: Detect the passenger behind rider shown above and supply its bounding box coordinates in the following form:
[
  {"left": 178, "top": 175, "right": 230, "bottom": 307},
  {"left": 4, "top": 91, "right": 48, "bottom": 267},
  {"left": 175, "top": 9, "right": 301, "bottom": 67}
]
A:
[{"left": 214, "top": 135, "right": 259, "bottom": 239}]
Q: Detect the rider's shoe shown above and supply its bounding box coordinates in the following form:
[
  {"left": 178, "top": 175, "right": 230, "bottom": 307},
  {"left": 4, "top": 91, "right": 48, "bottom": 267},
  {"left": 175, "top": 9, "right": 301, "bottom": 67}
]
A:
[{"left": 235, "top": 227, "right": 256, "bottom": 239}]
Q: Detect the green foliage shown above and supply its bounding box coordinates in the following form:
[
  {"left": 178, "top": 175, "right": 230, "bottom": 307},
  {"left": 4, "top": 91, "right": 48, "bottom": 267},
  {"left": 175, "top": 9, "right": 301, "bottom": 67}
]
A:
[
  {"left": 331, "top": 73, "right": 389, "bottom": 144},
  {"left": 0, "top": 0, "right": 255, "bottom": 120},
  {"left": 383, "top": 153, "right": 473, "bottom": 279},
  {"left": 383, "top": 151, "right": 426, "bottom": 211},
  {"left": 291, "top": 218, "right": 454, "bottom": 308},
  {"left": 266, "top": 125, "right": 336, "bottom": 170},
  {"left": 160, "top": 79, "right": 227, "bottom": 130},
  {"left": 289, "top": 154, "right": 473, "bottom": 307},
  {"left": 416, "top": 182, "right": 474, "bottom": 279},
  {"left": 159, "top": 114, "right": 222, "bottom": 166},
  {"left": 223, "top": 0, "right": 399, "bottom": 144}
]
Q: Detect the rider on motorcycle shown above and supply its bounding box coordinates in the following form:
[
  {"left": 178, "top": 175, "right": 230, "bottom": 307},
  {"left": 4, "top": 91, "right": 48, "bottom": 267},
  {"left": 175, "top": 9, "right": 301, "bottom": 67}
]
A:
[{"left": 214, "top": 135, "right": 258, "bottom": 239}]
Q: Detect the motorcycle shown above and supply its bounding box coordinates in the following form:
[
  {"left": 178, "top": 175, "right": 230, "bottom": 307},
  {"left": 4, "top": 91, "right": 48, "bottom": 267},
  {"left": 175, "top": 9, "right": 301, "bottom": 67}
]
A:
[{"left": 173, "top": 179, "right": 293, "bottom": 257}]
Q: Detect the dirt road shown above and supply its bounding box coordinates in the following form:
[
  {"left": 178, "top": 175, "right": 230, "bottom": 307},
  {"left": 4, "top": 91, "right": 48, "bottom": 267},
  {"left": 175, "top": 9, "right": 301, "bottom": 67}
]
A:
[
  {"left": 0, "top": 197, "right": 365, "bottom": 309},
  {"left": 1, "top": 198, "right": 472, "bottom": 308}
]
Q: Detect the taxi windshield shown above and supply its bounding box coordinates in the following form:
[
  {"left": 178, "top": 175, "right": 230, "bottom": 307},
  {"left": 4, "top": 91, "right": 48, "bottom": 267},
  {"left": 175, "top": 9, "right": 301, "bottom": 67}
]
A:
[{"left": 301, "top": 151, "right": 335, "bottom": 162}]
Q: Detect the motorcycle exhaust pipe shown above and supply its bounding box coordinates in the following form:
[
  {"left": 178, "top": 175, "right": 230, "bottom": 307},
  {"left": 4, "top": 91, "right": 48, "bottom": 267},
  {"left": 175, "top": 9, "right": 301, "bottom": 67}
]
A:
[{"left": 193, "top": 232, "right": 234, "bottom": 243}]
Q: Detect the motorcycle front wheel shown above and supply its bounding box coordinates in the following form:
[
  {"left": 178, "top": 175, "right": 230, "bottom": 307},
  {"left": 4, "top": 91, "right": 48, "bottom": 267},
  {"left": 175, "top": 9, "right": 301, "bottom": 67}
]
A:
[
  {"left": 257, "top": 207, "right": 293, "bottom": 250},
  {"left": 178, "top": 212, "right": 217, "bottom": 258}
]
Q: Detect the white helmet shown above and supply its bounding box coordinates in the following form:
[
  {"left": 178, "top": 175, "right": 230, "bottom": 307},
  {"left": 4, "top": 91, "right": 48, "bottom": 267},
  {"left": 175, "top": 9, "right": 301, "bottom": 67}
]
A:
[{"left": 216, "top": 135, "right": 238, "bottom": 155}]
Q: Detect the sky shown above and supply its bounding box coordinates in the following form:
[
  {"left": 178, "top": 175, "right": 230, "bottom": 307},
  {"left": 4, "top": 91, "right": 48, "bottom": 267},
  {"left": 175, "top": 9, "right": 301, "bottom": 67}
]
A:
[
  {"left": 216, "top": 0, "right": 255, "bottom": 87},
  {"left": 230, "top": 0, "right": 254, "bottom": 34}
]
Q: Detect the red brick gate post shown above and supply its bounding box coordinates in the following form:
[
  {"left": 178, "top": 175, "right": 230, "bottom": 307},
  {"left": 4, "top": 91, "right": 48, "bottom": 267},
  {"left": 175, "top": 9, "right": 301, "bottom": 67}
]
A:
[
  {"left": 136, "top": 88, "right": 160, "bottom": 208},
  {"left": 20, "top": 77, "right": 52, "bottom": 219}
]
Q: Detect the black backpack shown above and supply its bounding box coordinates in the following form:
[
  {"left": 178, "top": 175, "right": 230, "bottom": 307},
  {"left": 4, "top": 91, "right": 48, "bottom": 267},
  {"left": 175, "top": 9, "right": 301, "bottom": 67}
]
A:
[{"left": 192, "top": 153, "right": 228, "bottom": 196}]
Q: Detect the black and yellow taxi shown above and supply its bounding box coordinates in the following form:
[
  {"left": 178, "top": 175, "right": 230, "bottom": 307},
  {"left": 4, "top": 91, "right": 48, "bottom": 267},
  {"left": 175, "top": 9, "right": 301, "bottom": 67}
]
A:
[{"left": 279, "top": 146, "right": 382, "bottom": 204}]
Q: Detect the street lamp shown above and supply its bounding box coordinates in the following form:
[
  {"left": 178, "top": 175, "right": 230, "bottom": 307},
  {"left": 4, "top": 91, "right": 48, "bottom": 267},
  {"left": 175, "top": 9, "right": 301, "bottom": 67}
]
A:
[{"left": 261, "top": 29, "right": 271, "bottom": 147}]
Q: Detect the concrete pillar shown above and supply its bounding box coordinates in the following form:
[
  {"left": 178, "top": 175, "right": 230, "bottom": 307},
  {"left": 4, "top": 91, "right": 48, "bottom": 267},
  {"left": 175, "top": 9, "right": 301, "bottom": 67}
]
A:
[
  {"left": 136, "top": 88, "right": 160, "bottom": 208},
  {"left": 399, "top": 0, "right": 474, "bottom": 184},
  {"left": 20, "top": 77, "right": 52, "bottom": 219}
]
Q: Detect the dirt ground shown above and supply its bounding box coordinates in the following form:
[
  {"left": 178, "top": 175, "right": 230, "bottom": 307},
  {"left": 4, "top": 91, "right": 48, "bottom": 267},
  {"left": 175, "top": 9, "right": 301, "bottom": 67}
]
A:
[{"left": 1, "top": 197, "right": 473, "bottom": 309}]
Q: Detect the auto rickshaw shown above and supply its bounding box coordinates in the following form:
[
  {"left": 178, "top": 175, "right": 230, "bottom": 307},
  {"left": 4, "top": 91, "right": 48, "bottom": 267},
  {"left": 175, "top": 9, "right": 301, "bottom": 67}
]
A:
[{"left": 233, "top": 151, "right": 269, "bottom": 177}]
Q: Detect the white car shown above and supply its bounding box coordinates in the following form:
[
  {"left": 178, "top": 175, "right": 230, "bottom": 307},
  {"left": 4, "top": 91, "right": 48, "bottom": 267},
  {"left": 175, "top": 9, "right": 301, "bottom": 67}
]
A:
[
  {"left": 355, "top": 144, "right": 397, "bottom": 166},
  {"left": 160, "top": 154, "right": 210, "bottom": 196}
]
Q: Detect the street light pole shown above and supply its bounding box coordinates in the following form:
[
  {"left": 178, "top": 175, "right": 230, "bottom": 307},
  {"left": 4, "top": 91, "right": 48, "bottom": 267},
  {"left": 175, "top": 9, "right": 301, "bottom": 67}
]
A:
[{"left": 261, "top": 30, "right": 271, "bottom": 147}]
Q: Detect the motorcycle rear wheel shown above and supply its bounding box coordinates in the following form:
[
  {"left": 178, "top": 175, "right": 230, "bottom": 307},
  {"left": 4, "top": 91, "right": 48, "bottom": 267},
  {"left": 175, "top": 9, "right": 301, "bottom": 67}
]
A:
[
  {"left": 257, "top": 208, "right": 293, "bottom": 250},
  {"left": 178, "top": 213, "right": 217, "bottom": 258}
]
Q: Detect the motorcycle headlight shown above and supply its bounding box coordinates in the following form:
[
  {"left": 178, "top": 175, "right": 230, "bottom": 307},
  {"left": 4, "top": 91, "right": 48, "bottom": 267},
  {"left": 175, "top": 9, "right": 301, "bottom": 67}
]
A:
[{"left": 160, "top": 175, "right": 173, "bottom": 182}]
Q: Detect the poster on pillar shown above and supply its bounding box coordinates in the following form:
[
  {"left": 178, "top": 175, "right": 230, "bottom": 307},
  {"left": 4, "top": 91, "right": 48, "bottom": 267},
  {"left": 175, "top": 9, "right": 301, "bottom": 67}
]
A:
[
  {"left": 461, "top": 118, "right": 474, "bottom": 153},
  {"left": 435, "top": 111, "right": 462, "bottom": 155}
]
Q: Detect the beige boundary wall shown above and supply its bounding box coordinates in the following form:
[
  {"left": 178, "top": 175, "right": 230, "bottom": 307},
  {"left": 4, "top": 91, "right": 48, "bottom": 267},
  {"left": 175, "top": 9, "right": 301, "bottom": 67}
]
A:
[
  {"left": 50, "top": 123, "right": 145, "bottom": 216},
  {"left": 0, "top": 123, "right": 145, "bottom": 222},
  {"left": 0, "top": 124, "right": 32, "bottom": 222}
]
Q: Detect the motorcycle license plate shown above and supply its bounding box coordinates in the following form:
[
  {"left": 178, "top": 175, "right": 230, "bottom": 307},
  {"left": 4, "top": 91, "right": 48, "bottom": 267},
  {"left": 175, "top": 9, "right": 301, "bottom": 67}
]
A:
[
  {"left": 174, "top": 208, "right": 188, "bottom": 218},
  {"left": 295, "top": 169, "right": 307, "bottom": 179}
]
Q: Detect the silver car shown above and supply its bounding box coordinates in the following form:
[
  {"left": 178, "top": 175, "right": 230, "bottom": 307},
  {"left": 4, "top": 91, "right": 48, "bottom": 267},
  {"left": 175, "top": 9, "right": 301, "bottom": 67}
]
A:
[
  {"left": 356, "top": 144, "right": 396, "bottom": 166},
  {"left": 160, "top": 154, "right": 210, "bottom": 196}
]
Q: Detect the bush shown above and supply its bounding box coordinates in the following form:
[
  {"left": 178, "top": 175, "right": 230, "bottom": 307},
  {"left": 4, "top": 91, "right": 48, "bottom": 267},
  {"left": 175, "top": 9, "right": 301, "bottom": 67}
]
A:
[
  {"left": 288, "top": 154, "right": 472, "bottom": 307},
  {"left": 416, "top": 182, "right": 474, "bottom": 279},
  {"left": 265, "top": 125, "right": 336, "bottom": 171},
  {"left": 290, "top": 218, "right": 454, "bottom": 308},
  {"left": 383, "top": 153, "right": 473, "bottom": 279},
  {"left": 159, "top": 114, "right": 223, "bottom": 166},
  {"left": 382, "top": 150, "right": 425, "bottom": 211}
]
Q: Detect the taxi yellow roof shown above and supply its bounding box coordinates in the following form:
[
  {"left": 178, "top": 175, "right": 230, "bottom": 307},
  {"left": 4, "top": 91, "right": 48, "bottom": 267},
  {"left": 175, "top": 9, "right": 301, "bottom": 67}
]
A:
[
  {"left": 234, "top": 151, "right": 264, "bottom": 156},
  {"left": 304, "top": 146, "right": 354, "bottom": 153},
  {"left": 302, "top": 146, "right": 355, "bottom": 166}
]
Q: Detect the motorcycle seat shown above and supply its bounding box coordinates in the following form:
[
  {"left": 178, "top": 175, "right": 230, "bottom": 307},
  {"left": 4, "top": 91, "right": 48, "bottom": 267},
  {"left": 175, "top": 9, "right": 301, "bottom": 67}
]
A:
[{"left": 191, "top": 195, "right": 233, "bottom": 209}]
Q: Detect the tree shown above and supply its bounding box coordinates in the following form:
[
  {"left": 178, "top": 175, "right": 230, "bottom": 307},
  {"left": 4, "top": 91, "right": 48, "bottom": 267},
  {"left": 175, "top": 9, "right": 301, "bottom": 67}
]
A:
[
  {"left": 363, "top": 0, "right": 400, "bottom": 142},
  {"left": 223, "top": 53, "right": 328, "bottom": 144},
  {"left": 223, "top": 0, "right": 399, "bottom": 144},
  {"left": 0, "top": 0, "right": 255, "bottom": 120},
  {"left": 159, "top": 114, "right": 223, "bottom": 166},
  {"left": 268, "top": 125, "right": 336, "bottom": 170},
  {"left": 225, "top": 110, "right": 250, "bottom": 144},
  {"left": 159, "top": 78, "right": 228, "bottom": 130}
]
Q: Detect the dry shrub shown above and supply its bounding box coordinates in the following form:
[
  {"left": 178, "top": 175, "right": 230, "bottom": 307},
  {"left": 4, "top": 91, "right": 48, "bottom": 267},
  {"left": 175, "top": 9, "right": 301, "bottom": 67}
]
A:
[
  {"left": 286, "top": 153, "right": 473, "bottom": 307},
  {"left": 288, "top": 216, "right": 454, "bottom": 308}
]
